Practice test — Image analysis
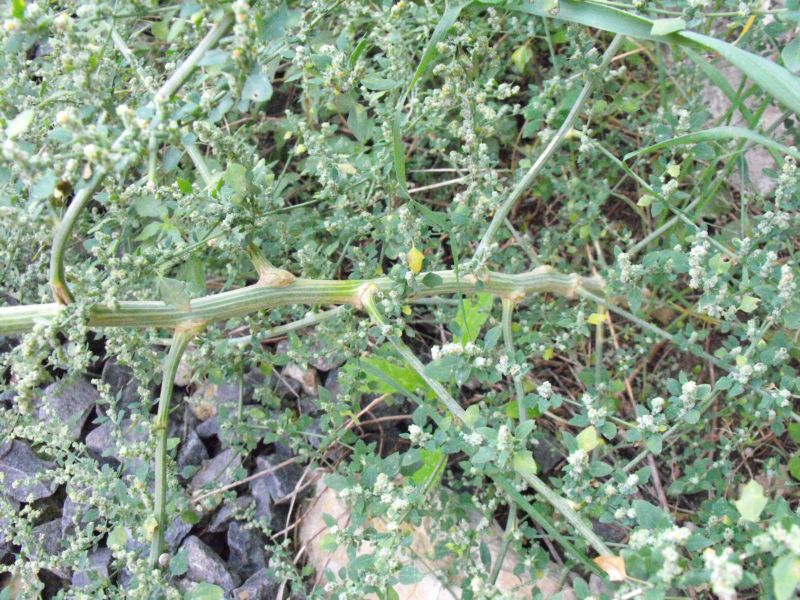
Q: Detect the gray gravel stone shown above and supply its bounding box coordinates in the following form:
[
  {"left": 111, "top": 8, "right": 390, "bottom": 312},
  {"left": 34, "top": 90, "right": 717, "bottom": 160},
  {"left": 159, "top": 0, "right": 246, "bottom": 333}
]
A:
[
  {"left": 190, "top": 448, "right": 242, "bottom": 492},
  {"left": 177, "top": 429, "right": 208, "bottom": 471},
  {"left": 227, "top": 521, "right": 267, "bottom": 579},
  {"left": 38, "top": 377, "right": 98, "bottom": 440},
  {"left": 532, "top": 436, "right": 563, "bottom": 475},
  {"left": 100, "top": 360, "right": 140, "bottom": 413},
  {"left": 0, "top": 440, "right": 56, "bottom": 502},
  {"left": 251, "top": 453, "right": 303, "bottom": 503},
  {"left": 282, "top": 364, "right": 318, "bottom": 396},
  {"left": 26, "top": 519, "right": 68, "bottom": 578},
  {"left": 231, "top": 567, "right": 281, "bottom": 600},
  {"left": 85, "top": 418, "right": 149, "bottom": 467},
  {"left": 208, "top": 496, "right": 254, "bottom": 533},
  {"left": 72, "top": 548, "right": 111, "bottom": 588},
  {"left": 181, "top": 535, "right": 240, "bottom": 592}
]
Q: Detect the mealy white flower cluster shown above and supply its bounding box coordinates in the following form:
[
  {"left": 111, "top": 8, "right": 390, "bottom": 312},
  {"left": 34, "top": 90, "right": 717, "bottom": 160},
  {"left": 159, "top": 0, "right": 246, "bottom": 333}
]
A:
[{"left": 703, "top": 547, "right": 743, "bottom": 600}]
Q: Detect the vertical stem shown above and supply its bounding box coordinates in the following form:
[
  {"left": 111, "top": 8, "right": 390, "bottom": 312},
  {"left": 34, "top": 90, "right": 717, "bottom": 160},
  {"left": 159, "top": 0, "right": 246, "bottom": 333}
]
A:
[
  {"left": 149, "top": 326, "right": 200, "bottom": 567},
  {"left": 501, "top": 299, "right": 526, "bottom": 422},
  {"left": 49, "top": 13, "right": 233, "bottom": 304},
  {"left": 474, "top": 33, "right": 623, "bottom": 260}
]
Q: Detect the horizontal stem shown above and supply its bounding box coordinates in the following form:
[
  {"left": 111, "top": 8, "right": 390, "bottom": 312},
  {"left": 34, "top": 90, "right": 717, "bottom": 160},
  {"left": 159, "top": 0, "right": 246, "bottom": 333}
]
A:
[{"left": 0, "top": 268, "right": 603, "bottom": 335}]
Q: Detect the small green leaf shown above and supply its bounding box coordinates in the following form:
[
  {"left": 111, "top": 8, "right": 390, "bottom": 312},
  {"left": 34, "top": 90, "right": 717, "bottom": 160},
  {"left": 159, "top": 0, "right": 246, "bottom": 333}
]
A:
[
  {"left": 650, "top": 18, "right": 686, "bottom": 36},
  {"left": 177, "top": 178, "right": 193, "bottom": 194},
  {"left": 170, "top": 547, "right": 189, "bottom": 576},
  {"left": 397, "top": 564, "right": 422, "bottom": 585},
  {"left": 223, "top": 163, "right": 248, "bottom": 195},
  {"left": 512, "top": 450, "right": 538, "bottom": 477},
  {"left": 107, "top": 525, "right": 128, "bottom": 550},
  {"left": 7, "top": 109, "right": 34, "bottom": 138},
  {"left": 772, "top": 554, "right": 800, "bottom": 600},
  {"left": 180, "top": 509, "right": 201, "bottom": 525},
  {"left": 421, "top": 272, "right": 443, "bottom": 287},
  {"left": 788, "top": 423, "right": 800, "bottom": 444},
  {"left": 411, "top": 448, "right": 444, "bottom": 487},
  {"left": 511, "top": 44, "right": 533, "bottom": 72},
  {"left": 12, "top": 0, "right": 24, "bottom": 19},
  {"left": 242, "top": 72, "right": 273, "bottom": 103},
  {"left": 738, "top": 295, "right": 760, "bottom": 313},
  {"left": 31, "top": 171, "right": 56, "bottom": 201},
  {"left": 783, "top": 37, "right": 800, "bottom": 73},
  {"left": 158, "top": 277, "right": 192, "bottom": 311},
  {"left": 734, "top": 479, "right": 768, "bottom": 522},
  {"left": 576, "top": 426, "right": 600, "bottom": 452},
  {"left": 452, "top": 293, "right": 493, "bottom": 344},
  {"left": 788, "top": 454, "right": 800, "bottom": 481}
]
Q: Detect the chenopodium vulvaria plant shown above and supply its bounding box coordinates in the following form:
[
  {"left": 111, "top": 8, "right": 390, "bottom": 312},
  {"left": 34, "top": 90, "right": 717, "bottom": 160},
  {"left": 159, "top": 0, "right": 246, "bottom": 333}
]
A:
[{"left": 1, "top": 0, "right": 800, "bottom": 598}]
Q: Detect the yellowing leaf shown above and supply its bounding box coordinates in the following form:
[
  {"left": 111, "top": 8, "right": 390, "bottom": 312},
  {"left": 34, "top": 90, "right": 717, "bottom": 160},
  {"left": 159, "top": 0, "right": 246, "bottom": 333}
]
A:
[
  {"left": 577, "top": 426, "right": 601, "bottom": 452},
  {"left": 407, "top": 246, "right": 424, "bottom": 274},
  {"left": 734, "top": 479, "right": 768, "bottom": 522},
  {"left": 511, "top": 44, "right": 533, "bottom": 72},
  {"left": 512, "top": 450, "right": 538, "bottom": 477},
  {"left": 543, "top": 347, "right": 554, "bottom": 360},
  {"left": 587, "top": 311, "right": 606, "bottom": 326},
  {"left": 593, "top": 555, "right": 627, "bottom": 581},
  {"left": 739, "top": 295, "right": 760, "bottom": 313},
  {"left": 142, "top": 515, "right": 159, "bottom": 540},
  {"left": 337, "top": 162, "right": 358, "bottom": 175},
  {"left": 666, "top": 162, "right": 681, "bottom": 178}
]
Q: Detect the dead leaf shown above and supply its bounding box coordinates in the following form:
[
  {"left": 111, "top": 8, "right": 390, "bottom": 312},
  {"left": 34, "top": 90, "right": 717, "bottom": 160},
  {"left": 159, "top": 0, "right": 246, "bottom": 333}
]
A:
[{"left": 593, "top": 555, "right": 627, "bottom": 582}]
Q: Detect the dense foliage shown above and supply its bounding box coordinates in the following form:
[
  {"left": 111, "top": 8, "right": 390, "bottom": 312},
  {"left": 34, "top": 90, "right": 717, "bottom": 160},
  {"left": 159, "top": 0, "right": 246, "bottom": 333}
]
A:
[{"left": 1, "top": 0, "right": 800, "bottom": 598}]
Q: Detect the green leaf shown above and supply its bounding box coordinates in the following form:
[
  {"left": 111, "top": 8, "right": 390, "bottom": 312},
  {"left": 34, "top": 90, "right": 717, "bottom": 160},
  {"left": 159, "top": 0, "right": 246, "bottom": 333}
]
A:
[
  {"left": 788, "top": 423, "right": 800, "bottom": 444},
  {"left": 158, "top": 277, "right": 192, "bottom": 311},
  {"left": 633, "top": 500, "right": 671, "bottom": 529},
  {"left": 421, "top": 272, "right": 443, "bottom": 287},
  {"left": 650, "top": 18, "right": 686, "bottom": 36},
  {"left": 397, "top": 564, "right": 423, "bottom": 585},
  {"left": 223, "top": 163, "right": 248, "bottom": 195},
  {"left": 134, "top": 195, "right": 166, "bottom": 218},
  {"left": 170, "top": 548, "right": 189, "bottom": 577},
  {"left": 242, "top": 72, "right": 273, "bottom": 103},
  {"left": 576, "top": 425, "right": 600, "bottom": 452},
  {"left": 645, "top": 434, "right": 662, "bottom": 455},
  {"left": 107, "top": 525, "right": 128, "bottom": 550},
  {"left": 625, "top": 126, "right": 800, "bottom": 162},
  {"left": 7, "top": 109, "right": 34, "bottom": 138},
  {"left": 772, "top": 554, "right": 800, "bottom": 600},
  {"left": 782, "top": 37, "right": 800, "bottom": 73},
  {"left": 452, "top": 293, "right": 493, "bottom": 344},
  {"left": 177, "top": 177, "right": 193, "bottom": 194},
  {"left": 734, "top": 479, "right": 768, "bottom": 522},
  {"left": 738, "top": 295, "right": 760, "bottom": 313},
  {"left": 31, "top": 171, "right": 56, "bottom": 201},
  {"left": 512, "top": 450, "right": 538, "bottom": 477},
  {"left": 479, "top": 541, "right": 492, "bottom": 569},
  {"left": 411, "top": 448, "right": 444, "bottom": 487},
  {"left": 347, "top": 104, "right": 371, "bottom": 144},
  {"left": 184, "top": 583, "right": 225, "bottom": 600},
  {"left": 180, "top": 509, "right": 201, "bottom": 525},
  {"left": 12, "top": 0, "right": 24, "bottom": 19},
  {"left": 788, "top": 454, "right": 800, "bottom": 481},
  {"left": 360, "top": 355, "right": 428, "bottom": 397},
  {"left": 511, "top": 44, "right": 533, "bottom": 72}
]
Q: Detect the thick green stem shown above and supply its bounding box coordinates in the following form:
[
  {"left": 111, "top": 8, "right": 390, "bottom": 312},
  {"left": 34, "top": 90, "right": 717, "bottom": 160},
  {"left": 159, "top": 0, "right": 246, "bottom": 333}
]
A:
[
  {"left": 474, "top": 33, "right": 623, "bottom": 260},
  {"left": 1, "top": 268, "right": 603, "bottom": 335},
  {"left": 149, "top": 326, "right": 200, "bottom": 568}
]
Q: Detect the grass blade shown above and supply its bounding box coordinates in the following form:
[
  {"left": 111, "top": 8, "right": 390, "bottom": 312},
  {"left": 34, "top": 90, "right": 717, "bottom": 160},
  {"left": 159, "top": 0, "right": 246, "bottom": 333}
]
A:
[
  {"left": 624, "top": 125, "right": 800, "bottom": 162},
  {"left": 502, "top": 1, "right": 800, "bottom": 114},
  {"left": 393, "top": 2, "right": 469, "bottom": 196}
]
